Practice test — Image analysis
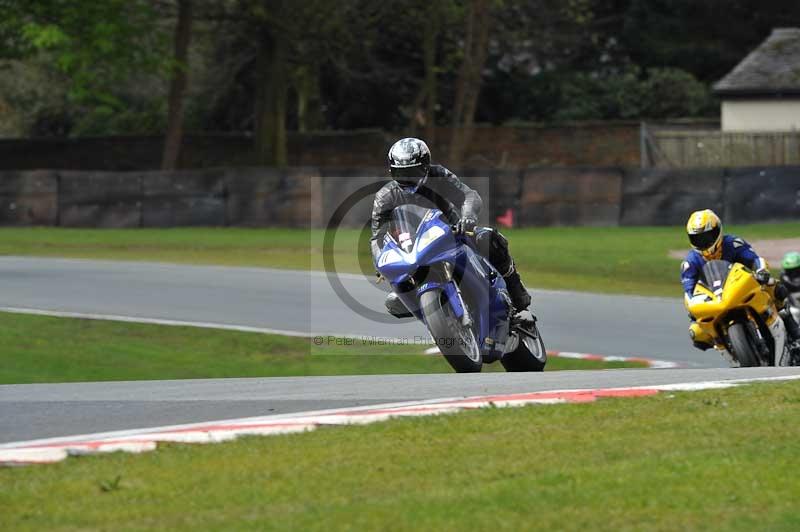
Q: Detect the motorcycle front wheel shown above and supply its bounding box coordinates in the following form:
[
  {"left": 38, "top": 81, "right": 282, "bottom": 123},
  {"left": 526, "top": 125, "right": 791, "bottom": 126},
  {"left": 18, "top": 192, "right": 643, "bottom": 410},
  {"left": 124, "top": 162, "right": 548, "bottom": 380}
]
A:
[
  {"left": 420, "top": 289, "right": 482, "bottom": 373},
  {"left": 501, "top": 325, "right": 547, "bottom": 372},
  {"left": 728, "top": 322, "right": 759, "bottom": 367}
]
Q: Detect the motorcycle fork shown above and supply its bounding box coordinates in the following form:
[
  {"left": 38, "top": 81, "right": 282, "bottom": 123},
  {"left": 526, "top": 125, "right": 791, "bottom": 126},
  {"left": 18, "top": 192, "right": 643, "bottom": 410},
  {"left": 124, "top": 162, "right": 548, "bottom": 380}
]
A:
[
  {"left": 443, "top": 263, "right": 472, "bottom": 328},
  {"left": 750, "top": 321, "right": 771, "bottom": 360},
  {"left": 740, "top": 312, "right": 771, "bottom": 362}
]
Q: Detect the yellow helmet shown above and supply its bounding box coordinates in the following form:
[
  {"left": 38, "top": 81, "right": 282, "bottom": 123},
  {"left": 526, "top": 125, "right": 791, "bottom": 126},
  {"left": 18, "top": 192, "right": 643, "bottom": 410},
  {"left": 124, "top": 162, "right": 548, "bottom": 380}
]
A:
[{"left": 686, "top": 209, "right": 723, "bottom": 260}]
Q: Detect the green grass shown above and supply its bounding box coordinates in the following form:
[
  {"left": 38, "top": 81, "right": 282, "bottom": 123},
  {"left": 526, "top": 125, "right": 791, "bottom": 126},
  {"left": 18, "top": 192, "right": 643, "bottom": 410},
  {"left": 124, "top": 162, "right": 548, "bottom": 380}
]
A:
[
  {"left": 0, "top": 312, "right": 643, "bottom": 384},
  {"left": 2, "top": 222, "right": 798, "bottom": 296},
  {"left": 3, "top": 381, "right": 800, "bottom": 530}
]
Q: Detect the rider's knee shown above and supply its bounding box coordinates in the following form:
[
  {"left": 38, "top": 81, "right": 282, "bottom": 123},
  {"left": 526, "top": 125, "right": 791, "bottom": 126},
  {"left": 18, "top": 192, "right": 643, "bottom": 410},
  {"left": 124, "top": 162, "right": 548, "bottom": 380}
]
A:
[
  {"left": 775, "top": 282, "right": 789, "bottom": 305},
  {"left": 475, "top": 228, "right": 511, "bottom": 273}
]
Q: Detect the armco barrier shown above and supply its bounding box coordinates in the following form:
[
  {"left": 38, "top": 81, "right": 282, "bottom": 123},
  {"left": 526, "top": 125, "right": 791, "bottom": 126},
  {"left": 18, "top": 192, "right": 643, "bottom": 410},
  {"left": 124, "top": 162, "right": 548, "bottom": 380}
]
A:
[{"left": 0, "top": 166, "right": 798, "bottom": 228}]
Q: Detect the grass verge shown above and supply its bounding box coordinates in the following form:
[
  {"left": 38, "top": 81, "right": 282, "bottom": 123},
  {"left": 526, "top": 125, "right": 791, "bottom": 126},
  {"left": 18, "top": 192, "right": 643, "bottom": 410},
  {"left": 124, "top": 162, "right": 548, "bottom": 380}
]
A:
[
  {"left": 0, "top": 312, "right": 643, "bottom": 384},
  {"left": 1, "top": 222, "right": 799, "bottom": 296},
  {"left": 2, "top": 381, "right": 799, "bottom": 530}
]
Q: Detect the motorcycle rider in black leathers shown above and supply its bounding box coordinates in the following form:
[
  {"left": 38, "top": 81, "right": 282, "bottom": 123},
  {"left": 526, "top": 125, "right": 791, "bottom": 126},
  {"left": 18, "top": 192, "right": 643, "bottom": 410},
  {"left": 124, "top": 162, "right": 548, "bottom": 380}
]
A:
[{"left": 371, "top": 137, "right": 533, "bottom": 319}]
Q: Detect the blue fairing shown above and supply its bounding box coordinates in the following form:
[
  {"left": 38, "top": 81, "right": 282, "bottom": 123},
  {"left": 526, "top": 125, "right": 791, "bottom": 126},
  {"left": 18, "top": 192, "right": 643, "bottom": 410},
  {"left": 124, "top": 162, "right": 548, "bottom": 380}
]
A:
[{"left": 375, "top": 209, "right": 512, "bottom": 358}]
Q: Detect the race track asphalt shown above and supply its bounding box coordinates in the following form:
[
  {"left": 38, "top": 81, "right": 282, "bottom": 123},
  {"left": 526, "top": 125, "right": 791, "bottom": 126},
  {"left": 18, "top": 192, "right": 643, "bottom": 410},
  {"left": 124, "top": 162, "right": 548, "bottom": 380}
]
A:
[
  {"left": 0, "top": 256, "right": 721, "bottom": 367},
  {"left": 0, "top": 256, "right": 738, "bottom": 444},
  {"left": 3, "top": 367, "right": 800, "bottom": 445}
]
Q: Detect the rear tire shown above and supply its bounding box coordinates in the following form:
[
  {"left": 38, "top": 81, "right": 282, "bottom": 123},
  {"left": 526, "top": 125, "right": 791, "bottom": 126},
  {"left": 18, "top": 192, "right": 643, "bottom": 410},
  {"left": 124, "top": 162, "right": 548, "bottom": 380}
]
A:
[
  {"left": 501, "top": 324, "right": 547, "bottom": 372},
  {"left": 420, "top": 289, "right": 482, "bottom": 373},
  {"left": 728, "top": 322, "right": 759, "bottom": 367}
]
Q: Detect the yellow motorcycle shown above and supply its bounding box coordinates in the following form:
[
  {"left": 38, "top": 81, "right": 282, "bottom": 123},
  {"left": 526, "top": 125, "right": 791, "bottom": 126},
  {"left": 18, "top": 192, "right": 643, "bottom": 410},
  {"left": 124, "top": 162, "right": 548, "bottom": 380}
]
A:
[{"left": 686, "top": 260, "right": 794, "bottom": 367}]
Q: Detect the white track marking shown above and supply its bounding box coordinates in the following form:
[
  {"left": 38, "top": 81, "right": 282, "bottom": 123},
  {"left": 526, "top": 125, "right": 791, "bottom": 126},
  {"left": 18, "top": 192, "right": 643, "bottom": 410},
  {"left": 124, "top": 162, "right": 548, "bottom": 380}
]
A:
[
  {"left": 3, "top": 374, "right": 798, "bottom": 467},
  {"left": 0, "top": 306, "right": 364, "bottom": 339},
  {"left": 0, "top": 306, "right": 423, "bottom": 344},
  {"left": 0, "top": 396, "right": 469, "bottom": 450}
]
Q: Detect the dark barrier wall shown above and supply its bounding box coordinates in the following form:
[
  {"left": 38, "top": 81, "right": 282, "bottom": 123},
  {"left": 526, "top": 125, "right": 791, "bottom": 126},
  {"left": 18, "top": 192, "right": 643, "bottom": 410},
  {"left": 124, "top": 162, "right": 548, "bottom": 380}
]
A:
[
  {"left": 0, "top": 170, "right": 58, "bottom": 225},
  {"left": 0, "top": 168, "right": 323, "bottom": 228},
  {"left": 0, "top": 166, "right": 797, "bottom": 227},
  {"left": 620, "top": 168, "right": 725, "bottom": 226},
  {"left": 226, "top": 167, "right": 321, "bottom": 227},
  {"left": 519, "top": 167, "right": 622, "bottom": 226},
  {"left": 723, "top": 167, "right": 800, "bottom": 223},
  {"left": 620, "top": 166, "right": 800, "bottom": 225}
]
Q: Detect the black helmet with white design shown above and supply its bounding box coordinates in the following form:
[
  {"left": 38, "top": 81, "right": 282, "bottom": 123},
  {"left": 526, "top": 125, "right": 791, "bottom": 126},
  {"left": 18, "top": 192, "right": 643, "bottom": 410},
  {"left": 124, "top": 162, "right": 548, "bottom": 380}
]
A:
[{"left": 387, "top": 137, "right": 431, "bottom": 186}]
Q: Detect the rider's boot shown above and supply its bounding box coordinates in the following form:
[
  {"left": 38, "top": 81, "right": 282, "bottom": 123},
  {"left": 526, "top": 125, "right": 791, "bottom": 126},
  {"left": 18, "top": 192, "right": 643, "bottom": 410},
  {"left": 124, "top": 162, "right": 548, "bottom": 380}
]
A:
[
  {"left": 504, "top": 263, "right": 531, "bottom": 311},
  {"left": 385, "top": 292, "right": 413, "bottom": 319},
  {"left": 775, "top": 283, "right": 800, "bottom": 363},
  {"left": 779, "top": 308, "right": 800, "bottom": 365},
  {"left": 504, "top": 263, "right": 535, "bottom": 329},
  {"left": 779, "top": 305, "right": 800, "bottom": 341}
]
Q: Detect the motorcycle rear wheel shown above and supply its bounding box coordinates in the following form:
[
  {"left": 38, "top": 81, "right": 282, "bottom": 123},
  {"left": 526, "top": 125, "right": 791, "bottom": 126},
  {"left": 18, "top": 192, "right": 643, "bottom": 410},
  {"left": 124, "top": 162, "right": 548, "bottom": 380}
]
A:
[
  {"left": 420, "top": 289, "right": 482, "bottom": 373},
  {"left": 728, "top": 322, "right": 759, "bottom": 367}
]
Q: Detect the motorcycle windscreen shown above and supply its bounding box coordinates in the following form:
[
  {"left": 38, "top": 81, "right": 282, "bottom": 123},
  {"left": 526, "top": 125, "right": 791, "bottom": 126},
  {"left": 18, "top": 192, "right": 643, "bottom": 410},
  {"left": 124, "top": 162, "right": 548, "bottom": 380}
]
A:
[
  {"left": 699, "top": 260, "right": 733, "bottom": 293},
  {"left": 389, "top": 204, "right": 430, "bottom": 253}
]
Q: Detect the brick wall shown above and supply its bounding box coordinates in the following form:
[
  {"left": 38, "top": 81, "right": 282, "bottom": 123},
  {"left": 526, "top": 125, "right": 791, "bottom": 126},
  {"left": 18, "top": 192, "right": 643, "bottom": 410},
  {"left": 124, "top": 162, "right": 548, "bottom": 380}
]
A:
[{"left": 0, "top": 122, "right": 641, "bottom": 171}]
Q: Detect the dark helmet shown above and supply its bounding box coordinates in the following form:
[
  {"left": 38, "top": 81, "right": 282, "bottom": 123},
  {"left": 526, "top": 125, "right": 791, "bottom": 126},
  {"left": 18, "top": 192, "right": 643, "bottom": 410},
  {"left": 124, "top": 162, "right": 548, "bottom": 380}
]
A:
[{"left": 387, "top": 138, "right": 431, "bottom": 186}]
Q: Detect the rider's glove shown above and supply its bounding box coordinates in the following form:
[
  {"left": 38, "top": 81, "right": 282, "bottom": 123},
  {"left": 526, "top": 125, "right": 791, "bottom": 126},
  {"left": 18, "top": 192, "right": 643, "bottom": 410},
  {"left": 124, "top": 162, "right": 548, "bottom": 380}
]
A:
[
  {"left": 755, "top": 269, "right": 771, "bottom": 285},
  {"left": 454, "top": 216, "right": 477, "bottom": 236}
]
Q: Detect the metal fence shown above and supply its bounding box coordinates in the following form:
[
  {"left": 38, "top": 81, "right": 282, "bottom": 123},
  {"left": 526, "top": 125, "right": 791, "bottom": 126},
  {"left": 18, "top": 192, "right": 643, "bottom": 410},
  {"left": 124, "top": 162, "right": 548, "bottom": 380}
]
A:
[{"left": 641, "top": 122, "right": 800, "bottom": 168}]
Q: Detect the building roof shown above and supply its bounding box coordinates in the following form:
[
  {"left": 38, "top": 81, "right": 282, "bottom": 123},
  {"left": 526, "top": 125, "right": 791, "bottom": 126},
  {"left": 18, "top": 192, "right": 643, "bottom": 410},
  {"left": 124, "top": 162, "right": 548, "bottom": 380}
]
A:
[{"left": 714, "top": 28, "right": 800, "bottom": 97}]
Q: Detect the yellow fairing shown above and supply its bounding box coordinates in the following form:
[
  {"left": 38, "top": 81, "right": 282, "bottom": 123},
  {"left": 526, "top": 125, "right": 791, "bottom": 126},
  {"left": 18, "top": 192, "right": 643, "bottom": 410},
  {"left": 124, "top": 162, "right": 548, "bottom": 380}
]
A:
[{"left": 685, "top": 263, "right": 777, "bottom": 348}]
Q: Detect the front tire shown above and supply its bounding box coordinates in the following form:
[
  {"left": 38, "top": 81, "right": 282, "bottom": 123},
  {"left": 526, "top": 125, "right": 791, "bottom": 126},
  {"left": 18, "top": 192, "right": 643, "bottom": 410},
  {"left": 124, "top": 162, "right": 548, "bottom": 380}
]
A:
[
  {"left": 420, "top": 289, "right": 482, "bottom": 373},
  {"left": 728, "top": 322, "right": 759, "bottom": 367},
  {"left": 501, "top": 324, "right": 547, "bottom": 372}
]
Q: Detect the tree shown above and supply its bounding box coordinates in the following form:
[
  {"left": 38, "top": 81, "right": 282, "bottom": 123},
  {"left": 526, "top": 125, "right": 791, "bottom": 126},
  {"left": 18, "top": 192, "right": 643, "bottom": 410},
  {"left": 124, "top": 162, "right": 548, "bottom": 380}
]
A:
[
  {"left": 448, "top": 0, "right": 493, "bottom": 167},
  {"left": 404, "top": 1, "right": 461, "bottom": 145},
  {"left": 0, "top": 0, "right": 165, "bottom": 111},
  {"left": 220, "top": 0, "right": 356, "bottom": 166},
  {"left": 620, "top": 0, "right": 800, "bottom": 84},
  {"left": 162, "top": 0, "right": 194, "bottom": 170},
  {"left": 254, "top": 15, "right": 289, "bottom": 167}
]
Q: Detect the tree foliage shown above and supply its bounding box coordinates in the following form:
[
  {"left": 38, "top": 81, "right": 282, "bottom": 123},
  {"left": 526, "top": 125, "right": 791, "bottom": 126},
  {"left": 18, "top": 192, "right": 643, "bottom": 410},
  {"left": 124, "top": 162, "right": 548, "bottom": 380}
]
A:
[
  {"left": 1, "top": 0, "right": 799, "bottom": 149},
  {"left": 1, "top": 0, "right": 165, "bottom": 108}
]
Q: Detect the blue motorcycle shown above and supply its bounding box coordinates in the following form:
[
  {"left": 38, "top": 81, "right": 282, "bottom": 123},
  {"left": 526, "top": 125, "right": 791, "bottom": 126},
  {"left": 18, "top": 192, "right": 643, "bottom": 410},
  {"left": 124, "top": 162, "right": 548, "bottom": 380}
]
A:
[{"left": 375, "top": 204, "right": 546, "bottom": 373}]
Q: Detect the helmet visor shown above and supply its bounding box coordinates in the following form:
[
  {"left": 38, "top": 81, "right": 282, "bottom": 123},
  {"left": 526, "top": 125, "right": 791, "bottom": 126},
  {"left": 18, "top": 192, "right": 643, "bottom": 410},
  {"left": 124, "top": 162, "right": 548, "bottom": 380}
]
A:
[
  {"left": 689, "top": 226, "right": 720, "bottom": 250},
  {"left": 390, "top": 165, "right": 428, "bottom": 181}
]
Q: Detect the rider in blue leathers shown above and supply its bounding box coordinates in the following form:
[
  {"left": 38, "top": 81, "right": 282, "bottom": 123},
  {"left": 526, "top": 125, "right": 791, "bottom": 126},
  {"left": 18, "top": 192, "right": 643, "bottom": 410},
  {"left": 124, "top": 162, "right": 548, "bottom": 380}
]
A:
[
  {"left": 373, "top": 138, "right": 532, "bottom": 319},
  {"left": 680, "top": 235, "right": 767, "bottom": 298}
]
